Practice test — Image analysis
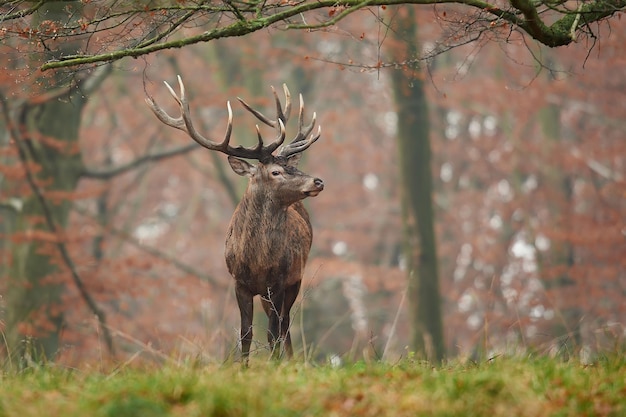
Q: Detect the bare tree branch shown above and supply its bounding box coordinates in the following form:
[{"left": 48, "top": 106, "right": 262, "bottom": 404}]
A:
[
  {"left": 81, "top": 142, "right": 200, "bottom": 180},
  {"left": 71, "top": 205, "right": 229, "bottom": 290},
  {"left": 2, "top": 0, "right": 617, "bottom": 71}
]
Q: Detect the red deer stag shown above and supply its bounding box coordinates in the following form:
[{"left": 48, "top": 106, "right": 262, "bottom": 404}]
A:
[{"left": 146, "top": 76, "right": 323, "bottom": 361}]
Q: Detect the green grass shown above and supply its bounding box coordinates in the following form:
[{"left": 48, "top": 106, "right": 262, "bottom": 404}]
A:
[{"left": 0, "top": 355, "right": 624, "bottom": 417}]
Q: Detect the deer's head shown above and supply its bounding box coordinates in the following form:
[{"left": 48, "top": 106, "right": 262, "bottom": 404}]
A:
[{"left": 146, "top": 76, "right": 324, "bottom": 206}]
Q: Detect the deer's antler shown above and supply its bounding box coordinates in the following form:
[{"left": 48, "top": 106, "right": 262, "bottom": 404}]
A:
[{"left": 146, "top": 76, "right": 320, "bottom": 162}]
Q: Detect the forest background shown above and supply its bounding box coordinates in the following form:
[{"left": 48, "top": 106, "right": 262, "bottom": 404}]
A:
[{"left": 0, "top": 1, "right": 624, "bottom": 367}]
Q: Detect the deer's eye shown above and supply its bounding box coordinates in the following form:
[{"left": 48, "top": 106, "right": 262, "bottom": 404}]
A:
[{"left": 271, "top": 170, "right": 281, "bottom": 176}]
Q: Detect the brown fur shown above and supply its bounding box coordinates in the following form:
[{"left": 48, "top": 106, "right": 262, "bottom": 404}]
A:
[{"left": 225, "top": 156, "right": 323, "bottom": 361}]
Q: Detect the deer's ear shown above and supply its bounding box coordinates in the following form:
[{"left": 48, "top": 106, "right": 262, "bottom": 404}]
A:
[
  {"left": 285, "top": 153, "right": 302, "bottom": 168},
  {"left": 228, "top": 156, "right": 256, "bottom": 177}
]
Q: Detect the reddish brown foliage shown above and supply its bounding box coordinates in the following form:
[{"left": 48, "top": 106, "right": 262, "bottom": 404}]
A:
[{"left": 1, "top": 8, "right": 624, "bottom": 365}]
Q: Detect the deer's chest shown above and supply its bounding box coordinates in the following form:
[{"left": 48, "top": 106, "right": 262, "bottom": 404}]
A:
[{"left": 224, "top": 207, "right": 311, "bottom": 294}]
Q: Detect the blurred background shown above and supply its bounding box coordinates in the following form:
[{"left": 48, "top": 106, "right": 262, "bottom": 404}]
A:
[{"left": 0, "top": 3, "right": 624, "bottom": 366}]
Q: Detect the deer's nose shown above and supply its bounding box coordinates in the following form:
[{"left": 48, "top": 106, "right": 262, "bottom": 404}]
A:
[{"left": 314, "top": 178, "right": 324, "bottom": 189}]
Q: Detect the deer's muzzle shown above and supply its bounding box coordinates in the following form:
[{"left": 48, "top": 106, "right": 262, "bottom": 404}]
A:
[{"left": 305, "top": 177, "right": 324, "bottom": 197}]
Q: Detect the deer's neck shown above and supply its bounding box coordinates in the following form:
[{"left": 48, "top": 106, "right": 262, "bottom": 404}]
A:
[
  {"left": 235, "top": 189, "right": 289, "bottom": 232},
  {"left": 227, "top": 190, "right": 289, "bottom": 265}
]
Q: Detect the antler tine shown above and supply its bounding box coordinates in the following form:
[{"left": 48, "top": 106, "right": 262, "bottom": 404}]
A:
[
  {"left": 222, "top": 101, "right": 234, "bottom": 150},
  {"left": 296, "top": 93, "right": 316, "bottom": 142},
  {"left": 236, "top": 84, "right": 292, "bottom": 129},
  {"left": 290, "top": 94, "right": 315, "bottom": 143},
  {"left": 165, "top": 76, "right": 183, "bottom": 105},
  {"left": 280, "top": 125, "right": 321, "bottom": 157},
  {"left": 237, "top": 97, "right": 275, "bottom": 128},
  {"left": 278, "top": 84, "right": 292, "bottom": 125},
  {"left": 235, "top": 85, "right": 291, "bottom": 157},
  {"left": 278, "top": 92, "right": 320, "bottom": 158},
  {"left": 145, "top": 80, "right": 185, "bottom": 131},
  {"left": 257, "top": 119, "right": 286, "bottom": 158},
  {"left": 147, "top": 75, "right": 233, "bottom": 149}
]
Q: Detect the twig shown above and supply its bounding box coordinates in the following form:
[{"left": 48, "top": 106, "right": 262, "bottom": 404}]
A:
[
  {"left": 569, "top": 3, "right": 584, "bottom": 41},
  {"left": 382, "top": 286, "right": 407, "bottom": 360}
]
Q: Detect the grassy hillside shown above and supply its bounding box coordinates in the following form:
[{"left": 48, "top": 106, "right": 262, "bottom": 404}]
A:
[{"left": 0, "top": 355, "right": 624, "bottom": 417}]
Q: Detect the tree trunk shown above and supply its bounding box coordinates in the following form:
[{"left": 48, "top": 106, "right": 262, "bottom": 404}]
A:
[
  {"left": 5, "top": 90, "right": 87, "bottom": 363},
  {"left": 4, "top": 2, "right": 91, "bottom": 363},
  {"left": 536, "top": 59, "right": 581, "bottom": 358},
  {"left": 388, "top": 7, "right": 445, "bottom": 361}
]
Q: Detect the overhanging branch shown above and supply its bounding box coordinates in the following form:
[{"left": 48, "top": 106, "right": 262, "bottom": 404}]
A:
[{"left": 10, "top": 0, "right": 623, "bottom": 71}]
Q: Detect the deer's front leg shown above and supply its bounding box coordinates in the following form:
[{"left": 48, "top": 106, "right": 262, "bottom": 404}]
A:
[{"left": 235, "top": 283, "right": 254, "bottom": 363}]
